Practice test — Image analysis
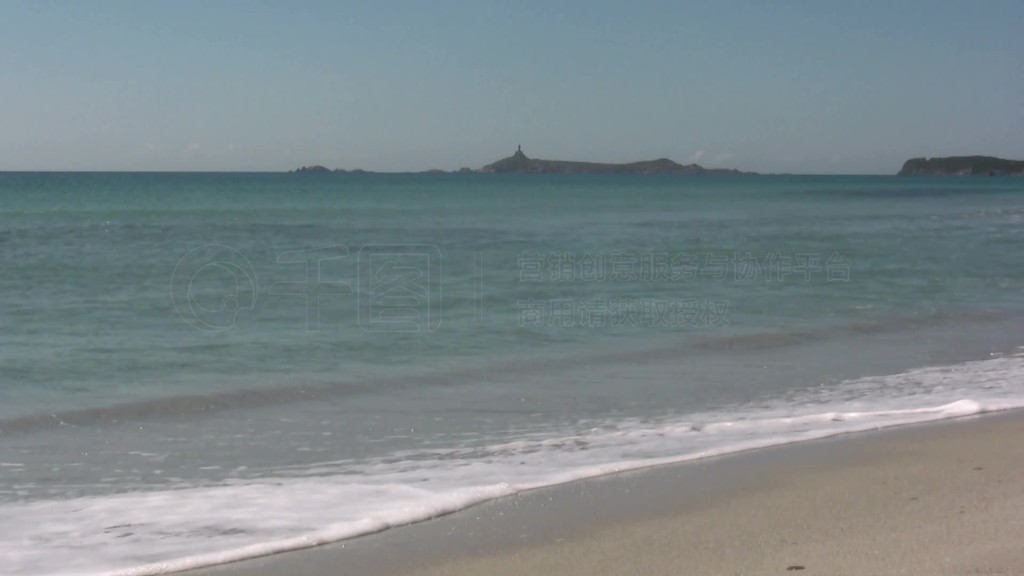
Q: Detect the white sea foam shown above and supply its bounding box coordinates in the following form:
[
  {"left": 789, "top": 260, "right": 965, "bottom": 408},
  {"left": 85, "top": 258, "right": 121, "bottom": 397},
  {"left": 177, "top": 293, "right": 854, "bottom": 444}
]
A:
[{"left": 2, "top": 354, "right": 1024, "bottom": 576}]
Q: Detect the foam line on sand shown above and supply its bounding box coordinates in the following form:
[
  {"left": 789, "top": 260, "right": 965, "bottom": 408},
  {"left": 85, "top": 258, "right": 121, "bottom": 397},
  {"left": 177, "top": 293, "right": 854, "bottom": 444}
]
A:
[{"left": 186, "top": 410, "right": 1024, "bottom": 576}]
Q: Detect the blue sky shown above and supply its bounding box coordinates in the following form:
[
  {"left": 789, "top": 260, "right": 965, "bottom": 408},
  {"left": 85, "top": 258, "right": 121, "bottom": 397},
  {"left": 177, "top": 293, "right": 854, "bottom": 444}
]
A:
[{"left": 1, "top": 0, "right": 1021, "bottom": 173}]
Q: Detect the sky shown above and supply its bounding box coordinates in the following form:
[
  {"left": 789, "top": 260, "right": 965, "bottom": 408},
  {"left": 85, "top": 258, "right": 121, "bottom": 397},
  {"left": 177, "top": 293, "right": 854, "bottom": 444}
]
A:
[{"left": 1, "top": 1, "right": 1022, "bottom": 174}]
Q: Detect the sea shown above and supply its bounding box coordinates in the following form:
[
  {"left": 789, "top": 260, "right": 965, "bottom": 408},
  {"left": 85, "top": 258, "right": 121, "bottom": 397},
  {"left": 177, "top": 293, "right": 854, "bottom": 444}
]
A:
[{"left": 1, "top": 172, "right": 1023, "bottom": 575}]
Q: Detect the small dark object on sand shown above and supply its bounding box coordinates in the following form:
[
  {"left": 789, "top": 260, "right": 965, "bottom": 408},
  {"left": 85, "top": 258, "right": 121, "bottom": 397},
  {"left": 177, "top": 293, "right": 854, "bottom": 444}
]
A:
[{"left": 786, "top": 566, "right": 806, "bottom": 571}]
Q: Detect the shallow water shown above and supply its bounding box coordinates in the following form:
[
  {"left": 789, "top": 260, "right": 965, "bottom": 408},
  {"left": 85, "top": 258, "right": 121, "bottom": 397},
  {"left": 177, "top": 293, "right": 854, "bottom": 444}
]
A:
[{"left": 1, "top": 172, "right": 1023, "bottom": 575}]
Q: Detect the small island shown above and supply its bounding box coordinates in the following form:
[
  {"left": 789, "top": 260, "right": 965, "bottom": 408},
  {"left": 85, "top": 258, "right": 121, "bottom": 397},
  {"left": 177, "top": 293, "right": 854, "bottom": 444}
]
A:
[
  {"left": 291, "top": 165, "right": 335, "bottom": 173},
  {"left": 898, "top": 156, "right": 1024, "bottom": 176},
  {"left": 479, "top": 146, "right": 749, "bottom": 174},
  {"left": 291, "top": 165, "right": 372, "bottom": 174},
  {"left": 291, "top": 146, "right": 751, "bottom": 175}
]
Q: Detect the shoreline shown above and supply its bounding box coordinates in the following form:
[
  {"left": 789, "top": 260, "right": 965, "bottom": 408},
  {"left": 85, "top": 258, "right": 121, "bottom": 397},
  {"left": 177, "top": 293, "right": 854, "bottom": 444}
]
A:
[{"left": 184, "top": 408, "right": 1024, "bottom": 576}]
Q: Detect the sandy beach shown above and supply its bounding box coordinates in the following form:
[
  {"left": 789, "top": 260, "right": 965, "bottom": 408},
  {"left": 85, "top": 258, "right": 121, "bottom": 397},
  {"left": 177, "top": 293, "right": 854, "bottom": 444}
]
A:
[{"left": 185, "top": 410, "right": 1024, "bottom": 576}]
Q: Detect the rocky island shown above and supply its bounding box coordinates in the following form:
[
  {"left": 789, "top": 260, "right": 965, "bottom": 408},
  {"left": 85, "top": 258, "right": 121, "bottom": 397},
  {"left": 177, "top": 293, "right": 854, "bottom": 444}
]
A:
[
  {"left": 898, "top": 156, "right": 1024, "bottom": 176},
  {"left": 291, "top": 146, "right": 751, "bottom": 175},
  {"left": 480, "top": 146, "right": 749, "bottom": 175},
  {"left": 291, "top": 165, "right": 371, "bottom": 174}
]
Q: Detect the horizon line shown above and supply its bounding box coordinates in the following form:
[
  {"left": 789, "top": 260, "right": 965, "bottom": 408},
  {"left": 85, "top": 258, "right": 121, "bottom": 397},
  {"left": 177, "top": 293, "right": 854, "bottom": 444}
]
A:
[{"left": 0, "top": 169, "right": 903, "bottom": 176}]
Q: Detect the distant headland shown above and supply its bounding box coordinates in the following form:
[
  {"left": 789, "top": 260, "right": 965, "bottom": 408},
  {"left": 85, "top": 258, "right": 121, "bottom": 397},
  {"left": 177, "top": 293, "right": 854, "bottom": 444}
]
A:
[
  {"left": 898, "top": 156, "right": 1024, "bottom": 176},
  {"left": 291, "top": 146, "right": 752, "bottom": 175}
]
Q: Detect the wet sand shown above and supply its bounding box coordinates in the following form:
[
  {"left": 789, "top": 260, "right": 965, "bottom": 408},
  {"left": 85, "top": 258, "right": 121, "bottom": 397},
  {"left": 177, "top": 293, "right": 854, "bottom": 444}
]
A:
[{"left": 185, "top": 410, "right": 1024, "bottom": 576}]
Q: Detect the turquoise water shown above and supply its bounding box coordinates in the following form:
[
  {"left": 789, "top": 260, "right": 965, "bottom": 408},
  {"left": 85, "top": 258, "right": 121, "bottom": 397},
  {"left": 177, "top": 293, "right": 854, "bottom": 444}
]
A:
[{"left": 1, "top": 173, "right": 1023, "bottom": 575}]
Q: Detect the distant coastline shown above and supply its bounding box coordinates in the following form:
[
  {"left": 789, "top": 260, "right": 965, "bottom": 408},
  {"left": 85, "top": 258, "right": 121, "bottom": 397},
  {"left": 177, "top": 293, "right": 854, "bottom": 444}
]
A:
[
  {"left": 291, "top": 146, "right": 754, "bottom": 175},
  {"left": 290, "top": 165, "right": 478, "bottom": 175},
  {"left": 291, "top": 152, "right": 1024, "bottom": 177},
  {"left": 897, "top": 156, "right": 1024, "bottom": 176}
]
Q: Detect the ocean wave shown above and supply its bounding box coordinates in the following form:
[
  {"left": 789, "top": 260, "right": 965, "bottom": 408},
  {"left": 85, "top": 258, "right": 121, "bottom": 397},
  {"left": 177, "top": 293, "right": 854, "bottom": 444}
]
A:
[{"left": 2, "top": 354, "right": 1023, "bottom": 576}]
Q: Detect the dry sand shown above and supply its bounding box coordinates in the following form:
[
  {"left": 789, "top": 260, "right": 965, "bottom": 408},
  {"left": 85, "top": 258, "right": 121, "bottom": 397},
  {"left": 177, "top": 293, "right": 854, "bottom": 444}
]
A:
[{"left": 186, "top": 411, "right": 1024, "bottom": 576}]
